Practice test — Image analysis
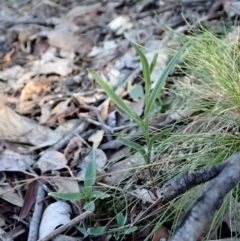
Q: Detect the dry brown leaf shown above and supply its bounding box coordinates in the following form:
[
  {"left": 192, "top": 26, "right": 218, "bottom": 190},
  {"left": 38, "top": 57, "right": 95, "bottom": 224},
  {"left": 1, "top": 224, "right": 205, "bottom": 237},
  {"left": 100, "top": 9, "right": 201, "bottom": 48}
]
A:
[
  {"left": 108, "top": 146, "right": 131, "bottom": 163},
  {"left": 17, "top": 101, "right": 37, "bottom": 115},
  {"left": 20, "top": 80, "right": 51, "bottom": 102},
  {"left": 12, "top": 71, "right": 35, "bottom": 90},
  {"left": 0, "top": 105, "right": 61, "bottom": 148},
  {"left": 0, "top": 218, "right": 5, "bottom": 227},
  {"left": 0, "top": 65, "right": 23, "bottom": 81},
  {"left": 19, "top": 180, "right": 39, "bottom": 219},
  {"left": 64, "top": 136, "right": 82, "bottom": 160},
  {"left": 224, "top": 1, "right": 240, "bottom": 16},
  {"left": 0, "top": 184, "right": 24, "bottom": 207},
  {"left": 129, "top": 97, "right": 144, "bottom": 117},
  {"left": 0, "top": 149, "right": 33, "bottom": 171},
  {"left": 39, "top": 102, "right": 52, "bottom": 124},
  {"left": 132, "top": 188, "right": 156, "bottom": 203},
  {"left": 88, "top": 130, "right": 104, "bottom": 149},
  {"left": 108, "top": 16, "right": 133, "bottom": 35},
  {"left": 103, "top": 152, "right": 145, "bottom": 185},
  {"left": 50, "top": 178, "right": 80, "bottom": 193},
  {"left": 152, "top": 225, "right": 169, "bottom": 241},
  {"left": 37, "top": 150, "right": 68, "bottom": 173},
  {"left": 32, "top": 58, "right": 73, "bottom": 76},
  {"left": 50, "top": 99, "right": 71, "bottom": 116},
  {"left": 54, "top": 119, "right": 82, "bottom": 136},
  {"left": 49, "top": 177, "right": 81, "bottom": 211},
  {"left": 100, "top": 98, "right": 110, "bottom": 121},
  {"left": 76, "top": 148, "right": 107, "bottom": 180},
  {"left": 48, "top": 30, "right": 92, "bottom": 55},
  {"left": 66, "top": 3, "right": 101, "bottom": 18},
  {"left": 39, "top": 201, "right": 71, "bottom": 239},
  {"left": 73, "top": 91, "right": 106, "bottom": 106}
]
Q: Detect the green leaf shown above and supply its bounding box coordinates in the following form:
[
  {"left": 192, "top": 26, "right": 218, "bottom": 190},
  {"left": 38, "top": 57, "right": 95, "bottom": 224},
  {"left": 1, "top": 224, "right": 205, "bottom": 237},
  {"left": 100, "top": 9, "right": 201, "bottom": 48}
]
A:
[
  {"left": 150, "top": 53, "right": 158, "bottom": 74},
  {"left": 119, "top": 138, "right": 147, "bottom": 158},
  {"left": 79, "top": 226, "right": 106, "bottom": 236},
  {"left": 145, "top": 43, "right": 188, "bottom": 116},
  {"left": 48, "top": 192, "right": 86, "bottom": 201},
  {"left": 88, "top": 68, "right": 145, "bottom": 131},
  {"left": 125, "top": 226, "right": 138, "bottom": 234},
  {"left": 78, "top": 227, "right": 88, "bottom": 236},
  {"left": 116, "top": 213, "right": 127, "bottom": 227},
  {"left": 113, "top": 232, "right": 121, "bottom": 240},
  {"left": 130, "top": 41, "right": 151, "bottom": 98},
  {"left": 91, "top": 190, "right": 110, "bottom": 199},
  {"left": 84, "top": 150, "right": 96, "bottom": 187},
  {"left": 149, "top": 128, "right": 172, "bottom": 149},
  {"left": 88, "top": 226, "right": 106, "bottom": 236},
  {"left": 84, "top": 200, "right": 95, "bottom": 210},
  {"left": 81, "top": 186, "right": 92, "bottom": 198}
]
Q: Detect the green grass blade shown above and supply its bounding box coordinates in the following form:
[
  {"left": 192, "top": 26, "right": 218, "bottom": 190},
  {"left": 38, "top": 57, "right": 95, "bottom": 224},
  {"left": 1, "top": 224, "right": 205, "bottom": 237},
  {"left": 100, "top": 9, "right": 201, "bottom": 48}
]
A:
[
  {"left": 119, "top": 138, "right": 147, "bottom": 159},
  {"left": 150, "top": 53, "right": 158, "bottom": 74},
  {"left": 88, "top": 68, "right": 145, "bottom": 131},
  {"left": 130, "top": 41, "right": 151, "bottom": 98},
  {"left": 145, "top": 43, "right": 188, "bottom": 116},
  {"left": 85, "top": 150, "right": 96, "bottom": 187},
  {"left": 149, "top": 128, "right": 172, "bottom": 149},
  {"left": 84, "top": 200, "right": 95, "bottom": 210},
  {"left": 48, "top": 192, "right": 85, "bottom": 201}
]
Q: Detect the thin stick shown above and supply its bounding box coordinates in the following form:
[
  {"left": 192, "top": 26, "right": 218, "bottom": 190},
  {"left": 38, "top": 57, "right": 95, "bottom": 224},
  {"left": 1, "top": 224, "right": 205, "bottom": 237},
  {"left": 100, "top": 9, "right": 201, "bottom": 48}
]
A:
[
  {"left": 166, "top": 152, "right": 240, "bottom": 241},
  {"left": 37, "top": 210, "right": 93, "bottom": 241},
  {"left": 27, "top": 186, "right": 45, "bottom": 241},
  {"left": 50, "top": 122, "right": 88, "bottom": 151}
]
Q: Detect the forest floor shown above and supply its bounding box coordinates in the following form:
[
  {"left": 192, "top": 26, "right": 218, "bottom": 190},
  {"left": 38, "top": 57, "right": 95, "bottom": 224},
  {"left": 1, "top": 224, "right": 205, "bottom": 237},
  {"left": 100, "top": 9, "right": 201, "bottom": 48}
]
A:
[{"left": 0, "top": 0, "right": 240, "bottom": 241}]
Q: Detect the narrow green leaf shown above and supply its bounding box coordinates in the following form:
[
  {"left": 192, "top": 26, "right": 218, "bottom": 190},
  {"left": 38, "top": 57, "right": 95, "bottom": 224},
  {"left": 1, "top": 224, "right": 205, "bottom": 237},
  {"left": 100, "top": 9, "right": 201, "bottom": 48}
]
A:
[
  {"left": 85, "top": 150, "right": 96, "bottom": 187},
  {"left": 84, "top": 200, "right": 95, "bottom": 210},
  {"left": 145, "top": 43, "right": 188, "bottom": 116},
  {"left": 149, "top": 128, "right": 172, "bottom": 149},
  {"left": 78, "top": 227, "right": 88, "bottom": 236},
  {"left": 130, "top": 41, "right": 151, "bottom": 98},
  {"left": 81, "top": 186, "right": 92, "bottom": 198},
  {"left": 150, "top": 53, "right": 158, "bottom": 74},
  {"left": 119, "top": 138, "right": 147, "bottom": 158},
  {"left": 125, "top": 226, "right": 138, "bottom": 234},
  {"left": 88, "top": 69, "right": 145, "bottom": 131},
  {"left": 48, "top": 192, "right": 85, "bottom": 201},
  {"left": 91, "top": 190, "right": 110, "bottom": 199},
  {"left": 116, "top": 213, "right": 127, "bottom": 227},
  {"left": 87, "top": 226, "right": 106, "bottom": 236}
]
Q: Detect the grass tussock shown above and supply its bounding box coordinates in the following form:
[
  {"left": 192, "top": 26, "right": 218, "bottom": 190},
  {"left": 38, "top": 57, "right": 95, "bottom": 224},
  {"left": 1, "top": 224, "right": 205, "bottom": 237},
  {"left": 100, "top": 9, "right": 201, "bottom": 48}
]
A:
[{"left": 153, "top": 26, "right": 240, "bottom": 239}]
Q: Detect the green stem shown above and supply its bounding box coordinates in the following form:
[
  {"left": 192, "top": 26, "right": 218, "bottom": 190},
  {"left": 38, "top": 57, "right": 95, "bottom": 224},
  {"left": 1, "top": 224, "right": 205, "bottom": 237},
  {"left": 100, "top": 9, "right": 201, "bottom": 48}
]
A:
[{"left": 143, "top": 118, "right": 154, "bottom": 180}]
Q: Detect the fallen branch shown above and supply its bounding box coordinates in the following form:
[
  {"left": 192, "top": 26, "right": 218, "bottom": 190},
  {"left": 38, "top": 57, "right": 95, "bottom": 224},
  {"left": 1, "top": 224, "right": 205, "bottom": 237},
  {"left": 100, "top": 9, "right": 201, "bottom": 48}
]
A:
[
  {"left": 27, "top": 186, "right": 45, "bottom": 241},
  {"left": 157, "top": 152, "right": 240, "bottom": 241}
]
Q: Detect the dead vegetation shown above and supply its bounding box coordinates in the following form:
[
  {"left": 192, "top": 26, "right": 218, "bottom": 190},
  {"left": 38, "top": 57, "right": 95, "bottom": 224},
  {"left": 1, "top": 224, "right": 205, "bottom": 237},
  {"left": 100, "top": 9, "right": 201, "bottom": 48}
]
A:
[{"left": 0, "top": 0, "right": 240, "bottom": 240}]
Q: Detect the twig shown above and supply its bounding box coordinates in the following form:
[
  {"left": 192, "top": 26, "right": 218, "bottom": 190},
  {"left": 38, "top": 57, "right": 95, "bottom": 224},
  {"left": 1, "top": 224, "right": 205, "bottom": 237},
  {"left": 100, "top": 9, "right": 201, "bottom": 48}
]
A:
[
  {"left": 27, "top": 186, "right": 45, "bottom": 241},
  {"left": 157, "top": 162, "right": 224, "bottom": 201},
  {"left": 50, "top": 121, "right": 88, "bottom": 151},
  {"left": 159, "top": 152, "right": 240, "bottom": 241},
  {"left": 0, "top": 17, "right": 57, "bottom": 26},
  {"left": 136, "top": 4, "right": 181, "bottom": 19},
  {"left": 37, "top": 210, "right": 93, "bottom": 241}
]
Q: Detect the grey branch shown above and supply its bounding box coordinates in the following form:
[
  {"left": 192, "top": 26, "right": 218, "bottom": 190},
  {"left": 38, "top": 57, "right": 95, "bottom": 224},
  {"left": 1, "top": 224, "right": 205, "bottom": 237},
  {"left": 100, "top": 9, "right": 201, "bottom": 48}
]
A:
[
  {"left": 157, "top": 162, "right": 224, "bottom": 201},
  {"left": 27, "top": 186, "right": 45, "bottom": 241},
  {"left": 157, "top": 152, "right": 240, "bottom": 241}
]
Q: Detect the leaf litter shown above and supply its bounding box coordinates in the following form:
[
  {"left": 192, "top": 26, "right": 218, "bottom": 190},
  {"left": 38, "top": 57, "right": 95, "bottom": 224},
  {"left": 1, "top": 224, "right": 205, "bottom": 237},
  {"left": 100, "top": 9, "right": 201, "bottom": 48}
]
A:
[{"left": 0, "top": 0, "right": 238, "bottom": 240}]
